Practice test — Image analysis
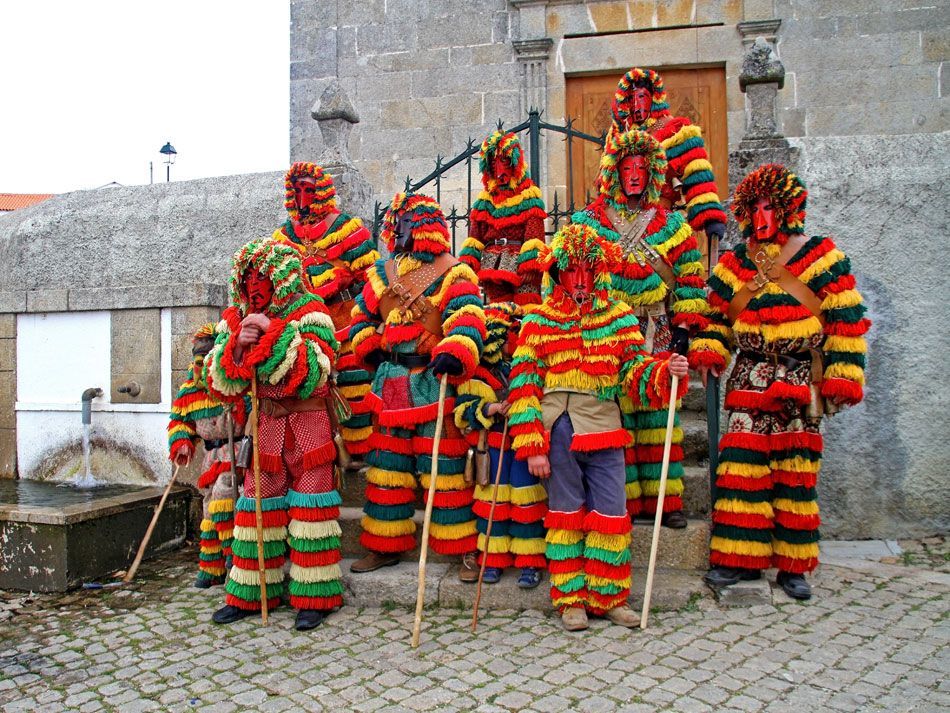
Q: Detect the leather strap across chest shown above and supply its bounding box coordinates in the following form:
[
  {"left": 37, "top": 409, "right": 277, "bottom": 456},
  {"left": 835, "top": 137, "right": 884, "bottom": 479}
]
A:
[
  {"left": 727, "top": 235, "right": 824, "bottom": 325},
  {"left": 379, "top": 252, "right": 459, "bottom": 338},
  {"left": 605, "top": 205, "right": 677, "bottom": 291},
  {"left": 296, "top": 213, "right": 353, "bottom": 274}
]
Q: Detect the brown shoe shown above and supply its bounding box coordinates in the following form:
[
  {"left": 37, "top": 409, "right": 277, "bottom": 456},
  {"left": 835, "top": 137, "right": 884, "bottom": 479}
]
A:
[
  {"left": 349, "top": 551, "right": 400, "bottom": 573},
  {"left": 560, "top": 606, "right": 589, "bottom": 631},
  {"left": 661, "top": 510, "right": 688, "bottom": 529},
  {"left": 458, "top": 551, "right": 480, "bottom": 583},
  {"left": 604, "top": 605, "right": 640, "bottom": 628}
]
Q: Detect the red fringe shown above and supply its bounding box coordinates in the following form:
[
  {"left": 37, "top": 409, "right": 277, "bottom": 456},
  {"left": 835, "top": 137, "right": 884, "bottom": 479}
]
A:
[
  {"left": 234, "top": 509, "right": 288, "bottom": 529},
  {"left": 584, "top": 558, "right": 630, "bottom": 581},
  {"left": 636, "top": 444, "right": 685, "bottom": 463},
  {"left": 774, "top": 511, "right": 820, "bottom": 531},
  {"left": 288, "top": 549, "right": 342, "bottom": 567},
  {"left": 821, "top": 377, "right": 863, "bottom": 405},
  {"left": 571, "top": 429, "right": 631, "bottom": 452},
  {"left": 370, "top": 432, "right": 414, "bottom": 455},
  {"left": 720, "top": 431, "right": 770, "bottom": 452},
  {"left": 378, "top": 399, "right": 456, "bottom": 427},
  {"left": 473, "top": 500, "right": 511, "bottom": 521},
  {"left": 429, "top": 488, "right": 474, "bottom": 508},
  {"left": 429, "top": 533, "right": 478, "bottom": 555},
  {"left": 825, "top": 318, "right": 871, "bottom": 337},
  {"left": 724, "top": 390, "right": 784, "bottom": 412},
  {"left": 772, "top": 470, "right": 818, "bottom": 489},
  {"left": 288, "top": 505, "right": 340, "bottom": 523},
  {"left": 709, "top": 551, "right": 771, "bottom": 570},
  {"left": 712, "top": 511, "right": 773, "bottom": 529},
  {"left": 544, "top": 509, "right": 586, "bottom": 530},
  {"left": 289, "top": 594, "right": 344, "bottom": 611},
  {"left": 197, "top": 460, "right": 231, "bottom": 490},
  {"left": 302, "top": 441, "right": 337, "bottom": 469},
  {"left": 772, "top": 554, "right": 818, "bottom": 574},
  {"left": 546, "top": 557, "right": 585, "bottom": 573},
  {"left": 584, "top": 510, "right": 631, "bottom": 535},
  {"left": 640, "top": 495, "right": 683, "bottom": 514},
  {"left": 365, "top": 485, "right": 416, "bottom": 506},
  {"left": 715, "top": 473, "right": 773, "bottom": 492},
  {"left": 225, "top": 594, "right": 282, "bottom": 611},
  {"left": 347, "top": 440, "right": 371, "bottom": 456},
  {"left": 359, "top": 532, "right": 416, "bottom": 554},
  {"left": 510, "top": 502, "right": 547, "bottom": 524},
  {"left": 242, "top": 317, "right": 288, "bottom": 369},
  {"left": 412, "top": 436, "right": 470, "bottom": 457},
  {"left": 764, "top": 381, "right": 811, "bottom": 406},
  {"left": 688, "top": 349, "right": 727, "bottom": 371},
  {"left": 231, "top": 554, "right": 286, "bottom": 570},
  {"left": 430, "top": 343, "right": 478, "bottom": 385},
  {"left": 514, "top": 554, "right": 547, "bottom": 570},
  {"left": 478, "top": 552, "right": 514, "bottom": 569},
  {"left": 258, "top": 452, "right": 284, "bottom": 475},
  {"left": 214, "top": 519, "right": 234, "bottom": 535},
  {"left": 625, "top": 498, "right": 643, "bottom": 517},
  {"left": 771, "top": 430, "right": 824, "bottom": 452},
  {"left": 586, "top": 589, "right": 628, "bottom": 613}
]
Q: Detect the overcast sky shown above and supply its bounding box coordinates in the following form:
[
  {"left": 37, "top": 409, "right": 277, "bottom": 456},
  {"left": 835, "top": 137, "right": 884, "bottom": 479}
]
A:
[{"left": 0, "top": 2, "right": 289, "bottom": 194}]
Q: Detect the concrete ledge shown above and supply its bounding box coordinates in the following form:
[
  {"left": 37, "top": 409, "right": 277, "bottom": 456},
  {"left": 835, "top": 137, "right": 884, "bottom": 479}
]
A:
[{"left": 709, "top": 578, "right": 774, "bottom": 608}]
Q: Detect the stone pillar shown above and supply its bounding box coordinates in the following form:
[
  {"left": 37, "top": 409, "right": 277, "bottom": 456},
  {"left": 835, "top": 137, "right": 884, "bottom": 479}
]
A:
[
  {"left": 513, "top": 38, "right": 554, "bottom": 114},
  {"left": 727, "top": 35, "right": 800, "bottom": 248},
  {"left": 311, "top": 80, "right": 374, "bottom": 223}
]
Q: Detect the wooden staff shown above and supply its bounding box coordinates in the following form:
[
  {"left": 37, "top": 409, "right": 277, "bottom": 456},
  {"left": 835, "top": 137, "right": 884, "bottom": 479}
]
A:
[
  {"left": 471, "top": 418, "right": 509, "bottom": 633},
  {"left": 411, "top": 374, "right": 449, "bottom": 648},
  {"left": 640, "top": 373, "right": 679, "bottom": 630},
  {"left": 250, "top": 374, "right": 269, "bottom": 625},
  {"left": 226, "top": 408, "right": 240, "bottom": 505},
  {"left": 123, "top": 463, "right": 182, "bottom": 583}
]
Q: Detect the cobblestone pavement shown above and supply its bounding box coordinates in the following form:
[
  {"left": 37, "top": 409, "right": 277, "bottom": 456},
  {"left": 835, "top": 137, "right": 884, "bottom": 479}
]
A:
[{"left": 0, "top": 546, "right": 947, "bottom": 713}]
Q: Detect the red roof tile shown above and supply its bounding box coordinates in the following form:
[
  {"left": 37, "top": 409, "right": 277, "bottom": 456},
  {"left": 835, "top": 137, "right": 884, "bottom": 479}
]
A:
[{"left": 0, "top": 193, "right": 55, "bottom": 211}]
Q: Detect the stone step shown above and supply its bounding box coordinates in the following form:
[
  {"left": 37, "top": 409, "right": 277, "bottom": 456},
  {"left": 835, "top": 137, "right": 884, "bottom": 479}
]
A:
[
  {"left": 341, "top": 559, "right": 708, "bottom": 613},
  {"left": 338, "top": 507, "right": 710, "bottom": 570}
]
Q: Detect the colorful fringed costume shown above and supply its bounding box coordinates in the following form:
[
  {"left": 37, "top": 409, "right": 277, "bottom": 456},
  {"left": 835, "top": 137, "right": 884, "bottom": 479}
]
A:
[
  {"left": 460, "top": 131, "right": 548, "bottom": 306},
  {"left": 206, "top": 238, "right": 344, "bottom": 616},
  {"left": 168, "top": 323, "right": 247, "bottom": 586},
  {"left": 454, "top": 303, "right": 547, "bottom": 578},
  {"left": 607, "top": 68, "right": 727, "bottom": 235},
  {"left": 508, "top": 224, "right": 687, "bottom": 616},
  {"left": 274, "top": 162, "right": 380, "bottom": 460},
  {"left": 350, "top": 194, "right": 486, "bottom": 560},
  {"left": 691, "top": 165, "right": 870, "bottom": 576},
  {"left": 572, "top": 130, "right": 712, "bottom": 520}
]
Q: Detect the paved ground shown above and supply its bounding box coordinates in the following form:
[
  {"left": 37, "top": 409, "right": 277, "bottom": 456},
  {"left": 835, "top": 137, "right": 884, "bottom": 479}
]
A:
[{"left": 0, "top": 544, "right": 947, "bottom": 713}]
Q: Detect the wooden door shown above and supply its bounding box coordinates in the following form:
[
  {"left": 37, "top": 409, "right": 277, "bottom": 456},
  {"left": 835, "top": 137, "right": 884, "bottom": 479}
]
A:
[{"left": 565, "top": 66, "right": 729, "bottom": 214}]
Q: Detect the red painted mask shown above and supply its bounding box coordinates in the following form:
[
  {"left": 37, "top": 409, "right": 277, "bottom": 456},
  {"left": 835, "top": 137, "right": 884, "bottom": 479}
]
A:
[
  {"left": 559, "top": 260, "right": 595, "bottom": 306},
  {"left": 492, "top": 155, "right": 512, "bottom": 183},
  {"left": 752, "top": 198, "right": 779, "bottom": 242},
  {"left": 243, "top": 269, "right": 274, "bottom": 312},
  {"left": 293, "top": 177, "right": 318, "bottom": 217},
  {"left": 619, "top": 155, "right": 649, "bottom": 200},
  {"left": 631, "top": 87, "right": 652, "bottom": 124}
]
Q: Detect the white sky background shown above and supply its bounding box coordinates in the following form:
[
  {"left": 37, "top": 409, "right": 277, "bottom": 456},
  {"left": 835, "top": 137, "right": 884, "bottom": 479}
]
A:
[{"left": 0, "top": 2, "right": 289, "bottom": 194}]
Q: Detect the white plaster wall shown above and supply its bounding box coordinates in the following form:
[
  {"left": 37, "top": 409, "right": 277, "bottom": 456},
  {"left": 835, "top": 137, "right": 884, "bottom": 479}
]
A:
[{"left": 15, "top": 310, "right": 174, "bottom": 484}]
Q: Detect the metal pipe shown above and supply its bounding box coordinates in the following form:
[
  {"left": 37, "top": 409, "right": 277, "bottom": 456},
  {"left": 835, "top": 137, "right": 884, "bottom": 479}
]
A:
[{"left": 81, "top": 388, "right": 103, "bottom": 425}]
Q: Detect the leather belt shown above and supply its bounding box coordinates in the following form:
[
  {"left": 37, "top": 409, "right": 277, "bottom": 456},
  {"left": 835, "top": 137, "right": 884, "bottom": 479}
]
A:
[
  {"left": 325, "top": 286, "right": 358, "bottom": 305},
  {"left": 488, "top": 238, "right": 520, "bottom": 247},
  {"left": 738, "top": 350, "right": 812, "bottom": 370},
  {"left": 202, "top": 438, "right": 227, "bottom": 450},
  {"left": 383, "top": 352, "right": 430, "bottom": 368},
  {"left": 258, "top": 396, "right": 329, "bottom": 418}
]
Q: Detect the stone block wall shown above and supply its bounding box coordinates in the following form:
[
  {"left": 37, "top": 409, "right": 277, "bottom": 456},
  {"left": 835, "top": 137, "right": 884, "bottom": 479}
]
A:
[{"left": 0, "top": 315, "right": 14, "bottom": 478}]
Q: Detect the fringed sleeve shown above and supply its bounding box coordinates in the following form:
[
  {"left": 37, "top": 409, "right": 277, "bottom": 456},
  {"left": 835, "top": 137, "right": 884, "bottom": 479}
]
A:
[
  {"left": 459, "top": 236, "right": 484, "bottom": 274},
  {"left": 429, "top": 263, "right": 486, "bottom": 384},
  {"left": 651, "top": 211, "right": 711, "bottom": 333},
  {"left": 660, "top": 122, "right": 727, "bottom": 232},
  {"left": 349, "top": 260, "right": 386, "bottom": 368},
  {"left": 688, "top": 251, "right": 737, "bottom": 372},
  {"left": 453, "top": 369, "right": 498, "bottom": 431},
  {"left": 507, "top": 319, "right": 549, "bottom": 459},
  {"left": 168, "top": 365, "right": 201, "bottom": 459}
]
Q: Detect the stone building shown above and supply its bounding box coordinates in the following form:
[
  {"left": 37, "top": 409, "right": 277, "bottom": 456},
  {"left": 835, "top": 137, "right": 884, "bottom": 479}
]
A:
[{"left": 0, "top": 0, "right": 946, "bottom": 542}]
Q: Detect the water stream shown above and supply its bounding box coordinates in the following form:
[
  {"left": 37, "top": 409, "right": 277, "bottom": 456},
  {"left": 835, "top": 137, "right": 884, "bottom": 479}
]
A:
[{"left": 72, "top": 423, "right": 102, "bottom": 488}]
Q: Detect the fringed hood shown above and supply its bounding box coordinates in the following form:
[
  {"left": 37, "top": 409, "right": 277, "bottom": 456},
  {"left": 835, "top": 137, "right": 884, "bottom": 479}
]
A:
[
  {"left": 380, "top": 193, "right": 452, "bottom": 261},
  {"left": 542, "top": 223, "right": 621, "bottom": 312},
  {"left": 732, "top": 164, "right": 807, "bottom": 244},
  {"left": 479, "top": 130, "right": 530, "bottom": 191},
  {"left": 283, "top": 162, "right": 337, "bottom": 224},
  {"left": 228, "top": 238, "right": 307, "bottom": 316},
  {"left": 598, "top": 129, "right": 668, "bottom": 210},
  {"left": 610, "top": 67, "right": 670, "bottom": 132}
]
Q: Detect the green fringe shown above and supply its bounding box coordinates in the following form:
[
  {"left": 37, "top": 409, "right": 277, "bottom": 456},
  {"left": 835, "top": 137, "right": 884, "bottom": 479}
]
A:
[
  {"left": 584, "top": 544, "right": 631, "bottom": 566},
  {"left": 288, "top": 579, "right": 344, "bottom": 597},
  {"left": 553, "top": 573, "right": 586, "bottom": 593},
  {"left": 286, "top": 489, "right": 342, "bottom": 509},
  {"left": 225, "top": 579, "right": 286, "bottom": 603},
  {"left": 546, "top": 541, "right": 584, "bottom": 561},
  {"left": 288, "top": 535, "right": 341, "bottom": 553},
  {"left": 235, "top": 495, "right": 286, "bottom": 513},
  {"left": 363, "top": 502, "right": 415, "bottom": 522},
  {"left": 230, "top": 538, "right": 287, "bottom": 559}
]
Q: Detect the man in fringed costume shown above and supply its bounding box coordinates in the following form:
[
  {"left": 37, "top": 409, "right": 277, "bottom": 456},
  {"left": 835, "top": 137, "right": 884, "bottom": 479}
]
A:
[
  {"left": 572, "top": 129, "right": 713, "bottom": 528},
  {"left": 508, "top": 223, "right": 690, "bottom": 631},
  {"left": 348, "top": 194, "right": 486, "bottom": 579},
  {"left": 274, "top": 162, "right": 379, "bottom": 465},
  {"left": 607, "top": 67, "right": 727, "bottom": 246},
  {"left": 691, "top": 164, "right": 870, "bottom": 600},
  {"left": 453, "top": 302, "right": 546, "bottom": 588},
  {"left": 168, "top": 323, "right": 247, "bottom": 588},
  {"left": 205, "top": 238, "right": 343, "bottom": 630},
  {"left": 460, "top": 130, "right": 548, "bottom": 306}
]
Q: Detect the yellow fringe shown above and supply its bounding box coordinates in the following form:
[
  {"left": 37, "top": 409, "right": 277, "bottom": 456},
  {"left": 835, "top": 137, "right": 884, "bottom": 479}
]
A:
[
  {"left": 477, "top": 533, "right": 512, "bottom": 553},
  {"left": 769, "top": 456, "right": 820, "bottom": 474},
  {"left": 636, "top": 426, "right": 684, "bottom": 445},
  {"left": 717, "top": 462, "right": 771, "bottom": 478},
  {"left": 289, "top": 563, "right": 342, "bottom": 584},
  {"left": 360, "top": 515, "right": 415, "bottom": 537},
  {"left": 625, "top": 481, "right": 642, "bottom": 500},
  {"left": 713, "top": 498, "right": 774, "bottom": 518},
  {"left": 545, "top": 529, "right": 584, "bottom": 546},
  {"left": 772, "top": 498, "right": 819, "bottom": 516},
  {"left": 288, "top": 519, "right": 343, "bottom": 540},
  {"left": 509, "top": 538, "right": 547, "bottom": 555},
  {"left": 550, "top": 571, "right": 585, "bottom": 587},
  {"left": 342, "top": 425, "right": 374, "bottom": 442},
  {"left": 430, "top": 521, "right": 477, "bottom": 540},
  {"left": 799, "top": 248, "right": 845, "bottom": 284},
  {"left": 820, "top": 287, "right": 862, "bottom": 311},
  {"left": 772, "top": 539, "right": 819, "bottom": 559},
  {"left": 474, "top": 484, "right": 512, "bottom": 503},
  {"left": 199, "top": 518, "right": 215, "bottom": 532},
  {"left": 823, "top": 335, "right": 867, "bottom": 354},
  {"left": 199, "top": 544, "right": 222, "bottom": 555},
  {"left": 640, "top": 478, "right": 684, "bottom": 497},
  {"left": 207, "top": 499, "right": 234, "bottom": 514},
  {"left": 709, "top": 536, "right": 772, "bottom": 557},
  {"left": 233, "top": 525, "right": 287, "bottom": 542},
  {"left": 419, "top": 473, "right": 470, "bottom": 492},
  {"left": 366, "top": 467, "right": 417, "bottom": 489},
  {"left": 824, "top": 363, "right": 865, "bottom": 384},
  {"left": 338, "top": 384, "right": 369, "bottom": 399},
  {"left": 584, "top": 532, "right": 630, "bottom": 552},
  {"left": 586, "top": 574, "right": 631, "bottom": 589},
  {"left": 510, "top": 484, "right": 547, "bottom": 506},
  {"left": 552, "top": 594, "right": 586, "bottom": 607}
]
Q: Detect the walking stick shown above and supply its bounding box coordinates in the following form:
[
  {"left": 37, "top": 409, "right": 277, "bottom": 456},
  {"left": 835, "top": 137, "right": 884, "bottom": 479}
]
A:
[
  {"left": 226, "top": 409, "right": 240, "bottom": 505},
  {"left": 411, "top": 374, "right": 449, "bottom": 648},
  {"left": 123, "top": 463, "right": 182, "bottom": 583},
  {"left": 471, "top": 418, "right": 509, "bottom": 633},
  {"left": 705, "top": 232, "right": 721, "bottom": 501},
  {"left": 250, "top": 374, "right": 269, "bottom": 625},
  {"left": 640, "top": 372, "right": 679, "bottom": 629}
]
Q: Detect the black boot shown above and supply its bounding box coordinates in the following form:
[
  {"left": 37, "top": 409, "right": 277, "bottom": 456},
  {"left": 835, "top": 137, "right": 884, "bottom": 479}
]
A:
[
  {"left": 777, "top": 571, "right": 812, "bottom": 600},
  {"left": 703, "top": 567, "right": 762, "bottom": 588},
  {"left": 212, "top": 604, "right": 256, "bottom": 624},
  {"left": 294, "top": 609, "right": 327, "bottom": 631},
  {"left": 661, "top": 510, "right": 688, "bottom": 529}
]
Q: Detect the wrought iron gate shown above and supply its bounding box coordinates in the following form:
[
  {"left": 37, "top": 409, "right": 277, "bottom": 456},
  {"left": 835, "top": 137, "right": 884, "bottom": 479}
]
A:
[{"left": 371, "top": 110, "right": 604, "bottom": 247}]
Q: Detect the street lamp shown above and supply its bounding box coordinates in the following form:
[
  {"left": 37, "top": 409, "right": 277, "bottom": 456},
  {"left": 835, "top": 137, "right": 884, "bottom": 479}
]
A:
[{"left": 159, "top": 142, "right": 177, "bottom": 182}]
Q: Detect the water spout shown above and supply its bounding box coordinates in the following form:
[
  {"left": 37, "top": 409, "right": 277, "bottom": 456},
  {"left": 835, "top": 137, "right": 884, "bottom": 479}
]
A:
[
  {"left": 81, "top": 387, "right": 103, "bottom": 425},
  {"left": 76, "top": 388, "right": 103, "bottom": 488}
]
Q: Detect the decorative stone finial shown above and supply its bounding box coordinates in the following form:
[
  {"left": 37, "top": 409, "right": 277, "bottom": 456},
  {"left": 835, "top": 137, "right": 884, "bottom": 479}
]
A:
[{"left": 739, "top": 37, "right": 785, "bottom": 91}]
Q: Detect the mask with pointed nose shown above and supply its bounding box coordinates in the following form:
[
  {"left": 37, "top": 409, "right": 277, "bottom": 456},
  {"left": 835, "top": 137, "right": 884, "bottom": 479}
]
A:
[
  {"left": 751, "top": 198, "right": 779, "bottom": 242},
  {"left": 293, "top": 177, "right": 318, "bottom": 219},
  {"left": 243, "top": 269, "right": 274, "bottom": 312},
  {"left": 631, "top": 86, "right": 652, "bottom": 124},
  {"left": 393, "top": 212, "right": 415, "bottom": 254},
  {"left": 558, "top": 261, "right": 595, "bottom": 306},
  {"left": 618, "top": 154, "right": 649, "bottom": 202}
]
